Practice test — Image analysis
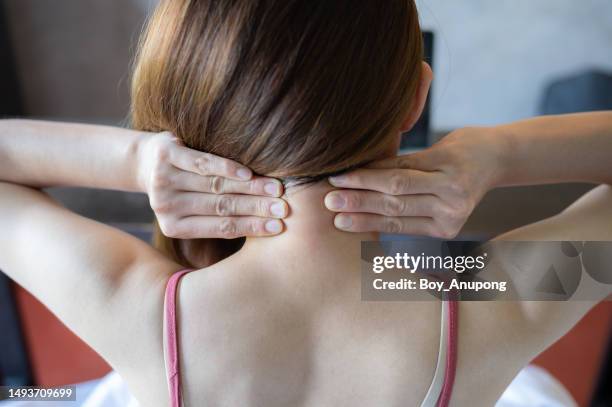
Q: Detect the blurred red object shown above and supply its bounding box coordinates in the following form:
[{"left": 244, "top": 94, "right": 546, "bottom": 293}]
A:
[
  {"left": 14, "top": 284, "right": 111, "bottom": 386},
  {"left": 533, "top": 301, "right": 612, "bottom": 406}
]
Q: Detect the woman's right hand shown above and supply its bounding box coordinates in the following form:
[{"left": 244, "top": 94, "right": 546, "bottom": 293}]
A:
[{"left": 137, "top": 132, "right": 288, "bottom": 239}]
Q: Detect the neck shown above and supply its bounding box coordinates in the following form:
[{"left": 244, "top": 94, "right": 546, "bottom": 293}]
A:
[{"left": 241, "top": 181, "right": 377, "bottom": 258}]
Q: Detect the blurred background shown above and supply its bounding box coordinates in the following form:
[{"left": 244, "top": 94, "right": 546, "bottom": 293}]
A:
[
  {"left": 2, "top": 0, "right": 612, "bottom": 130},
  {"left": 0, "top": 1, "right": 611, "bottom": 406},
  {"left": 417, "top": 0, "right": 612, "bottom": 130}
]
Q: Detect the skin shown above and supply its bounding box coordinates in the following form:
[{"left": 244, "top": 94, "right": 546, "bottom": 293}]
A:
[
  {"left": 1, "top": 164, "right": 611, "bottom": 406},
  {"left": 0, "top": 119, "right": 288, "bottom": 239},
  {"left": 0, "top": 70, "right": 611, "bottom": 405},
  {"left": 326, "top": 112, "right": 612, "bottom": 237},
  {"left": 139, "top": 131, "right": 287, "bottom": 238}
]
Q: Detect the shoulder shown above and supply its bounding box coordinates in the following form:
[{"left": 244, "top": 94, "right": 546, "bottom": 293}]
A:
[{"left": 109, "top": 259, "right": 185, "bottom": 406}]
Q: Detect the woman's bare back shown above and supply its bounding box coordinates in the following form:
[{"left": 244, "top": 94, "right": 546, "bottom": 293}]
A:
[{"left": 166, "top": 253, "right": 535, "bottom": 407}]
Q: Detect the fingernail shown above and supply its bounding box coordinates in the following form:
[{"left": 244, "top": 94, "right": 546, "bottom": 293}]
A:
[
  {"left": 270, "top": 202, "right": 286, "bottom": 217},
  {"left": 264, "top": 182, "right": 280, "bottom": 196},
  {"left": 334, "top": 214, "right": 353, "bottom": 230},
  {"left": 237, "top": 168, "right": 252, "bottom": 180},
  {"left": 328, "top": 175, "right": 347, "bottom": 186},
  {"left": 265, "top": 219, "right": 283, "bottom": 234},
  {"left": 324, "top": 193, "right": 346, "bottom": 210}
]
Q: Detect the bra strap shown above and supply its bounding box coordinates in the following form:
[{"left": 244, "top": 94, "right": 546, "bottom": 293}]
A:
[
  {"left": 164, "top": 269, "right": 193, "bottom": 407},
  {"left": 420, "top": 300, "right": 459, "bottom": 407},
  {"left": 437, "top": 300, "right": 458, "bottom": 407}
]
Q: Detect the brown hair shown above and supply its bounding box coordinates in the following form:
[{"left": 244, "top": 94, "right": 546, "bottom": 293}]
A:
[{"left": 131, "top": 0, "right": 423, "bottom": 267}]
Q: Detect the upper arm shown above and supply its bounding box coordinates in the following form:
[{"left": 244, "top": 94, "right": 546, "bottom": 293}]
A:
[
  {"left": 494, "top": 184, "right": 612, "bottom": 344},
  {"left": 0, "top": 182, "right": 181, "bottom": 370}
]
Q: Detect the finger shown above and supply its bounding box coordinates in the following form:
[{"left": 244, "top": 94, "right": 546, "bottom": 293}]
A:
[
  {"left": 332, "top": 213, "right": 439, "bottom": 236},
  {"left": 172, "top": 216, "right": 284, "bottom": 239},
  {"left": 328, "top": 168, "right": 442, "bottom": 195},
  {"left": 169, "top": 144, "right": 253, "bottom": 181},
  {"left": 174, "top": 172, "right": 283, "bottom": 197},
  {"left": 177, "top": 193, "right": 288, "bottom": 218},
  {"left": 367, "top": 149, "right": 447, "bottom": 171},
  {"left": 324, "top": 190, "right": 439, "bottom": 217}
]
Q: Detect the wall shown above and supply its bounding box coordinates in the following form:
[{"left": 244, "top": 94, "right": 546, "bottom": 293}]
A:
[
  {"left": 417, "top": 0, "right": 612, "bottom": 130},
  {"left": 5, "top": 1, "right": 612, "bottom": 130},
  {"left": 4, "top": 0, "right": 147, "bottom": 121}
]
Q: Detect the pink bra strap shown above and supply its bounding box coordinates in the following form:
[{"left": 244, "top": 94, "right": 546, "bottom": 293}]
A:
[
  {"left": 437, "top": 300, "right": 459, "bottom": 407},
  {"left": 164, "top": 269, "right": 193, "bottom": 407}
]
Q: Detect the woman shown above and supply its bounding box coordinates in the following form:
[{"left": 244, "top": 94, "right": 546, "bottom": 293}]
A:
[{"left": 0, "top": 1, "right": 611, "bottom": 406}]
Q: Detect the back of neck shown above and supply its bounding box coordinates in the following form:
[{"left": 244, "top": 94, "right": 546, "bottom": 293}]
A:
[{"left": 241, "top": 181, "right": 377, "bottom": 259}]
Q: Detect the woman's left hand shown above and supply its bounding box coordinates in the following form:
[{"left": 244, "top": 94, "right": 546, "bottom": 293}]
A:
[
  {"left": 324, "top": 126, "right": 508, "bottom": 238},
  {"left": 138, "top": 131, "right": 288, "bottom": 239}
]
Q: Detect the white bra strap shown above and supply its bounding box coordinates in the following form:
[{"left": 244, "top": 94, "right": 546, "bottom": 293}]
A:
[{"left": 420, "top": 301, "right": 449, "bottom": 407}]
